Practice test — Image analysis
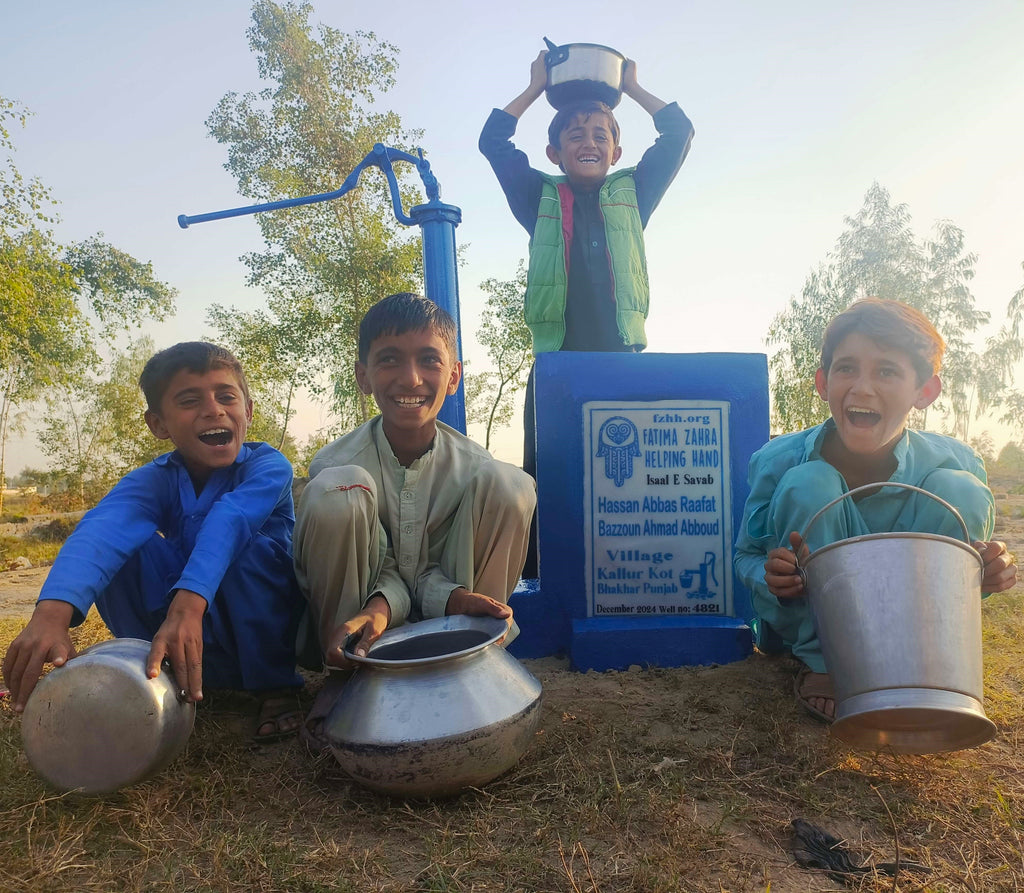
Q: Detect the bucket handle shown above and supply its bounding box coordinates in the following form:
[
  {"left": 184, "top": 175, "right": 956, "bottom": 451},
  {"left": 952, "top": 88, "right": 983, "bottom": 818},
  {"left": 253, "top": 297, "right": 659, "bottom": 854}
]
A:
[{"left": 796, "top": 482, "right": 973, "bottom": 562}]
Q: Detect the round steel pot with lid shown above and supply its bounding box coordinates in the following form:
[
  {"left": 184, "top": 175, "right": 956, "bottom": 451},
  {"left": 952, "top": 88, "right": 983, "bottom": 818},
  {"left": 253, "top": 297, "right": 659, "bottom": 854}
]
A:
[
  {"left": 323, "top": 614, "right": 543, "bottom": 798},
  {"left": 21, "top": 638, "right": 196, "bottom": 794},
  {"left": 543, "top": 37, "right": 626, "bottom": 109}
]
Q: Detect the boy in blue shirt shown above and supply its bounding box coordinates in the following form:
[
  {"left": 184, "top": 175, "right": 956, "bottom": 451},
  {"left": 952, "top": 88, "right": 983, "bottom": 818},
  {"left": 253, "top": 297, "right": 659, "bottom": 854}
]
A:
[
  {"left": 734, "top": 299, "right": 1017, "bottom": 721},
  {"left": 2, "top": 342, "right": 304, "bottom": 742}
]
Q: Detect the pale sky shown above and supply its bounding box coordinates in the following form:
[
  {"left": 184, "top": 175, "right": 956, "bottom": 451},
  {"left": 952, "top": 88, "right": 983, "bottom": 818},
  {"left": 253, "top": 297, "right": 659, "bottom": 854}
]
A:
[{"left": 3, "top": 0, "right": 1023, "bottom": 473}]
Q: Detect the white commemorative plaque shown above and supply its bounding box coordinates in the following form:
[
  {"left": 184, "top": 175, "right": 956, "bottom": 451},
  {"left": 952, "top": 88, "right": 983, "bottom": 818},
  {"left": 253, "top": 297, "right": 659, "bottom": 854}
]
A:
[{"left": 583, "top": 400, "right": 733, "bottom": 618}]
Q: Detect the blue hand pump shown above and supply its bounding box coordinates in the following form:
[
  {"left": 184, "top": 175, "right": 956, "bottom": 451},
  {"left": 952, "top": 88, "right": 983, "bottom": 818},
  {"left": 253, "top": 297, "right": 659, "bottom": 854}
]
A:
[{"left": 178, "top": 144, "right": 466, "bottom": 432}]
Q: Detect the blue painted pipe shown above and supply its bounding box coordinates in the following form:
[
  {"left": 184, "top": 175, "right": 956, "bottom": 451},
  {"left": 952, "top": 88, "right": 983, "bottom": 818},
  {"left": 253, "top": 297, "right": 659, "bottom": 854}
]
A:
[{"left": 178, "top": 144, "right": 466, "bottom": 432}]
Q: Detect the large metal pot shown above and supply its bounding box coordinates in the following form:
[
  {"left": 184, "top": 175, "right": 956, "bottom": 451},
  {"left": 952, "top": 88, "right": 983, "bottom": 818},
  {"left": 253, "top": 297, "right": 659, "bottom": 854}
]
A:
[
  {"left": 543, "top": 37, "right": 626, "bottom": 109},
  {"left": 801, "top": 483, "right": 994, "bottom": 754},
  {"left": 323, "top": 615, "right": 542, "bottom": 798},
  {"left": 21, "top": 638, "right": 196, "bottom": 794}
]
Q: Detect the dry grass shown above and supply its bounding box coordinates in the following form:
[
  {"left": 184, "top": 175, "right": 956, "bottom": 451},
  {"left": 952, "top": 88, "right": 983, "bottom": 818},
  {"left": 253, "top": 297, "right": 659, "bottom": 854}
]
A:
[
  {"left": 0, "top": 533, "right": 62, "bottom": 570},
  {"left": 3, "top": 519, "right": 1024, "bottom": 890}
]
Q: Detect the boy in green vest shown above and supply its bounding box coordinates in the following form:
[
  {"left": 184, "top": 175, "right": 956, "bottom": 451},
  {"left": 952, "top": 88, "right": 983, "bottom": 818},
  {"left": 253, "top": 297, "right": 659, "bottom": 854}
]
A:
[
  {"left": 479, "top": 50, "right": 694, "bottom": 573},
  {"left": 480, "top": 51, "right": 693, "bottom": 355}
]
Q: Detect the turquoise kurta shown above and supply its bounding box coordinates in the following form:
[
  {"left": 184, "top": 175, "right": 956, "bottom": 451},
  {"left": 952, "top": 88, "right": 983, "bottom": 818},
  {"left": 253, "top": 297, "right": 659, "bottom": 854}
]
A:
[{"left": 733, "top": 420, "right": 995, "bottom": 671}]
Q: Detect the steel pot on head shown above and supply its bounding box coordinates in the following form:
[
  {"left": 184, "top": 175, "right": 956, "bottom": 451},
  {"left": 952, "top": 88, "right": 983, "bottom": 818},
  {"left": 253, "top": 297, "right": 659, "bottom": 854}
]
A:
[
  {"left": 800, "top": 483, "right": 994, "bottom": 754},
  {"left": 543, "top": 37, "right": 626, "bottom": 109},
  {"left": 21, "top": 638, "right": 196, "bottom": 794},
  {"left": 323, "top": 614, "right": 543, "bottom": 798}
]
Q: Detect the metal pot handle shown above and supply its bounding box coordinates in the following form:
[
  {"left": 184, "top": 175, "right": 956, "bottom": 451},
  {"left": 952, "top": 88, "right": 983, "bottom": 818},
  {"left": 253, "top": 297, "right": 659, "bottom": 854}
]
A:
[
  {"left": 542, "top": 36, "right": 568, "bottom": 67},
  {"left": 797, "top": 482, "right": 973, "bottom": 558}
]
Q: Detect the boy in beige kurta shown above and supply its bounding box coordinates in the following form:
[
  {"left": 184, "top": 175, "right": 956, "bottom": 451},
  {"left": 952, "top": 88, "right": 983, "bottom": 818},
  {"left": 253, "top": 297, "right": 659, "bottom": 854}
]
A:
[{"left": 293, "top": 293, "right": 535, "bottom": 708}]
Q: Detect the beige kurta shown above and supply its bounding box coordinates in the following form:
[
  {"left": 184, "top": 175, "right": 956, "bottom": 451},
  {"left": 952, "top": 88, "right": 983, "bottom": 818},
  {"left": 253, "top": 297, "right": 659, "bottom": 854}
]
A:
[{"left": 294, "top": 418, "right": 535, "bottom": 656}]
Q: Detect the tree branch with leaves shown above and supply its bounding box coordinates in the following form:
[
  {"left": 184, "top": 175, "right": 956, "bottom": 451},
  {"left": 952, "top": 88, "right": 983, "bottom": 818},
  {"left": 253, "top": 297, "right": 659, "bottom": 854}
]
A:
[{"left": 465, "top": 264, "right": 533, "bottom": 450}]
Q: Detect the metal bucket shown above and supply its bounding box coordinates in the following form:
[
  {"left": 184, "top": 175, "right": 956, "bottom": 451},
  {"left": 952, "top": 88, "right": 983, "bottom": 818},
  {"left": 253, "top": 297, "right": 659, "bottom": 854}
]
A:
[
  {"left": 324, "top": 615, "right": 542, "bottom": 798},
  {"left": 21, "top": 638, "right": 196, "bottom": 794},
  {"left": 800, "top": 483, "right": 995, "bottom": 754}
]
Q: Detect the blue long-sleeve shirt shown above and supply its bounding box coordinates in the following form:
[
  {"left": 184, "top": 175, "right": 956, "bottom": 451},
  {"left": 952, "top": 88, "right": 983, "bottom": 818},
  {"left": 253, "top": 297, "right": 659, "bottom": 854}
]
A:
[
  {"left": 479, "top": 103, "right": 694, "bottom": 234},
  {"left": 39, "top": 442, "right": 296, "bottom": 624}
]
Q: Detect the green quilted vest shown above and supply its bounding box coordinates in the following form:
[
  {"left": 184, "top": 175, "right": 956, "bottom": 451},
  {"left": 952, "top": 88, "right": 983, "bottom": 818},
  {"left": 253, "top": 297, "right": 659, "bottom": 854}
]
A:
[{"left": 525, "top": 168, "right": 650, "bottom": 354}]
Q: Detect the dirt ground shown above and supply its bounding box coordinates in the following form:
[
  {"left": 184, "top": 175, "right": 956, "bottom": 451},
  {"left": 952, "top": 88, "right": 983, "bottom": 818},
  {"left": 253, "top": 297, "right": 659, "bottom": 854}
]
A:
[
  {"left": 0, "top": 565, "right": 50, "bottom": 622},
  {"left": 2, "top": 496, "right": 1023, "bottom": 890}
]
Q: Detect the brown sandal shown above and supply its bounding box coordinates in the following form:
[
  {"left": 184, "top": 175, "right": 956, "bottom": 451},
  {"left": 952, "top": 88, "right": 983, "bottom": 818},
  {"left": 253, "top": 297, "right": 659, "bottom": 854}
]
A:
[
  {"left": 794, "top": 665, "right": 836, "bottom": 723},
  {"left": 252, "top": 688, "right": 304, "bottom": 744}
]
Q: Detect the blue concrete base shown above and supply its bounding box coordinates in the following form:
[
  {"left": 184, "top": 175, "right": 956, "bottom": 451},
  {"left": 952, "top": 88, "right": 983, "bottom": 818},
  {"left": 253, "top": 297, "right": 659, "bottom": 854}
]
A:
[
  {"left": 508, "top": 352, "right": 768, "bottom": 671},
  {"left": 568, "top": 616, "right": 753, "bottom": 672},
  {"left": 508, "top": 580, "right": 754, "bottom": 669},
  {"left": 507, "top": 578, "right": 568, "bottom": 659}
]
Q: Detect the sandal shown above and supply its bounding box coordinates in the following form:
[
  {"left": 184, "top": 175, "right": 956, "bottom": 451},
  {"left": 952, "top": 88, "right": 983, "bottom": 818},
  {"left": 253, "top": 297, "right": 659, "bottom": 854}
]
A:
[
  {"left": 300, "top": 670, "right": 351, "bottom": 757},
  {"left": 251, "top": 688, "right": 304, "bottom": 744},
  {"left": 794, "top": 664, "right": 836, "bottom": 723}
]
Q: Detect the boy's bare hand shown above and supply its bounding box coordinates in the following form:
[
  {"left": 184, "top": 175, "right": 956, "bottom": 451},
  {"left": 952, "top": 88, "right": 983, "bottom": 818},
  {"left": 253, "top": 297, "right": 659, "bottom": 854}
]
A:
[
  {"left": 528, "top": 50, "right": 548, "bottom": 95},
  {"left": 328, "top": 594, "right": 392, "bottom": 665},
  {"left": 147, "top": 589, "right": 207, "bottom": 703},
  {"left": 1, "top": 600, "right": 76, "bottom": 713},
  {"left": 975, "top": 540, "right": 1018, "bottom": 593},
  {"left": 620, "top": 60, "right": 668, "bottom": 115},
  {"left": 621, "top": 60, "right": 639, "bottom": 95},
  {"left": 445, "top": 587, "right": 513, "bottom": 621},
  {"left": 764, "top": 532, "right": 808, "bottom": 600}
]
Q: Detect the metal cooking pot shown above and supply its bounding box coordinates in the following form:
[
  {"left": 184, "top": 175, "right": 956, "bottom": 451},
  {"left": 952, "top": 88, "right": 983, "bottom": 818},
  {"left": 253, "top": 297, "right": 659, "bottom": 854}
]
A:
[
  {"left": 324, "top": 614, "right": 543, "bottom": 798},
  {"left": 21, "top": 638, "right": 196, "bottom": 794},
  {"left": 543, "top": 37, "right": 626, "bottom": 109}
]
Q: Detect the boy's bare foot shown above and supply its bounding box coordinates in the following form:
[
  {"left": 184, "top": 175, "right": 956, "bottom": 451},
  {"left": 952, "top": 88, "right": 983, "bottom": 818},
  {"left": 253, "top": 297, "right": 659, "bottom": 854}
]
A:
[
  {"left": 794, "top": 665, "right": 835, "bottom": 723},
  {"left": 299, "top": 671, "right": 351, "bottom": 757}
]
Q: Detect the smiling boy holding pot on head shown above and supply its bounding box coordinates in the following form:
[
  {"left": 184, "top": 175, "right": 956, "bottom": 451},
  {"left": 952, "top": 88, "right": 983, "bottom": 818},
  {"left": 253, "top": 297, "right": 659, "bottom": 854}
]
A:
[
  {"left": 480, "top": 48, "right": 693, "bottom": 355},
  {"left": 734, "top": 299, "right": 1017, "bottom": 722},
  {"left": 480, "top": 46, "right": 694, "bottom": 573}
]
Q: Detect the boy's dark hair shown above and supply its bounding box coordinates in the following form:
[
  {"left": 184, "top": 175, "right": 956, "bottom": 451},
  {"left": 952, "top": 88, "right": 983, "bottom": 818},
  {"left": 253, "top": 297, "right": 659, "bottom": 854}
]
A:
[
  {"left": 547, "top": 100, "right": 620, "bottom": 149},
  {"left": 820, "top": 298, "right": 945, "bottom": 384},
  {"left": 139, "top": 342, "right": 250, "bottom": 412},
  {"left": 358, "top": 293, "right": 458, "bottom": 363}
]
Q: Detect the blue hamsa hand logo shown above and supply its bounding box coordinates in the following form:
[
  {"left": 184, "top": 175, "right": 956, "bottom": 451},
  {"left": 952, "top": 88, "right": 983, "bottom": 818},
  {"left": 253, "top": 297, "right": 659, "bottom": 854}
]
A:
[{"left": 596, "top": 417, "right": 640, "bottom": 487}]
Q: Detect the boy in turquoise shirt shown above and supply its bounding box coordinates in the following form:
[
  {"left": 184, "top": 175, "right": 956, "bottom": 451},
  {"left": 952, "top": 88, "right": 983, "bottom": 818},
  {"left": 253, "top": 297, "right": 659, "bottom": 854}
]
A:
[{"left": 734, "top": 299, "right": 1017, "bottom": 721}]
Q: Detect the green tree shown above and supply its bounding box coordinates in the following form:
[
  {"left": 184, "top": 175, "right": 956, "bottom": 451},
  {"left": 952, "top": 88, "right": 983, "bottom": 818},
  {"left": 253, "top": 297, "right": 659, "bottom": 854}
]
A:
[
  {"left": 38, "top": 338, "right": 166, "bottom": 508},
  {"left": 991, "top": 264, "right": 1024, "bottom": 439},
  {"left": 968, "top": 431, "right": 996, "bottom": 469},
  {"left": 0, "top": 97, "right": 177, "bottom": 512},
  {"left": 206, "top": 291, "right": 318, "bottom": 460},
  {"left": 465, "top": 264, "right": 533, "bottom": 450},
  {"left": 768, "top": 183, "right": 998, "bottom": 436},
  {"left": 1, "top": 99, "right": 92, "bottom": 513},
  {"left": 64, "top": 236, "right": 176, "bottom": 343},
  {"left": 994, "top": 440, "right": 1024, "bottom": 477},
  {"left": 205, "top": 1, "right": 422, "bottom": 434}
]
